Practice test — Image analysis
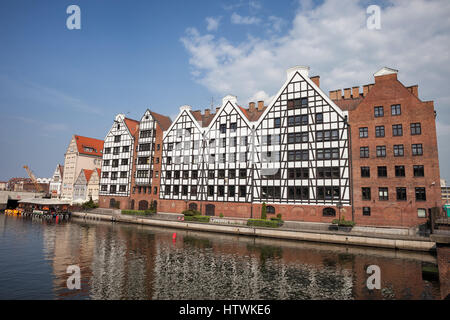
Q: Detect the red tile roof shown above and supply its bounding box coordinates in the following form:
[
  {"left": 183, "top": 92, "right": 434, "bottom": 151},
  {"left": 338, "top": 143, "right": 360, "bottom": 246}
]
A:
[
  {"left": 74, "top": 135, "right": 104, "bottom": 157},
  {"left": 149, "top": 111, "right": 172, "bottom": 131},
  {"left": 124, "top": 118, "right": 140, "bottom": 136},
  {"left": 83, "top": 169, "right": 94, "bottom": 183}
]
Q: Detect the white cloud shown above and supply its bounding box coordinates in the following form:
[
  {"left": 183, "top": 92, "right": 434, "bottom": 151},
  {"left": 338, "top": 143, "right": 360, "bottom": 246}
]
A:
[
  {"left": 206, "top": 16, "right": 221, "bottom": 32},
  {"left": 231, "top": 12, "right": 261, "bottom": 25}
]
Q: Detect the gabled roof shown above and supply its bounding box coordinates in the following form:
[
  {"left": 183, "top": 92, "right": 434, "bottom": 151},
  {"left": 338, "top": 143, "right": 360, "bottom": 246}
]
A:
[
  {"left": 124, "top": 118, "right": 139, "bottom": 136},
  {"left": 74, "top": 135, "right": 104, "bottom": 157},
  {"left": 149, "top": 111, "right": 172, "bottom": 131},
  {"left": 83, "top": 169, "right": 94, "bottom": 183}
]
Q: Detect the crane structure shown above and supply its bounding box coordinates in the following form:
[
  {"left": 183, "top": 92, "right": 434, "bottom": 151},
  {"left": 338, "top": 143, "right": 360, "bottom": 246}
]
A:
[{"left": 23, "top": 165, "right": 43, "bottom": 193}]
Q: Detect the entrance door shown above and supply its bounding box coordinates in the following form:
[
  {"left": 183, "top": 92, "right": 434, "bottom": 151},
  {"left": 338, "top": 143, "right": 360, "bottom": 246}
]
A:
[{"left": 205, "top": 204, "right": 215, "bottom": 216}]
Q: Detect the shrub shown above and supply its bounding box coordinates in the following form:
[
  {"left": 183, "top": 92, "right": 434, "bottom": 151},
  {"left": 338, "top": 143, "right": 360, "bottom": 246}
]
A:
[
  {"left": 82, "top": 197, "right": 99, "bottom": 210},
  {"left": 332, "top": 217, "right": 356, "bottom": 227},
  {"left": 270, "top": 216, "right": 284, "bottom": 226},
  {"left": 219, "top": 213, "right": 224, "bottom": 218},
  {"left": 261, "top": 203, "right": 267, "bottom": 220},
  {"left": 184, "top": 215, "right": 210, "bottom": 223},
  {"left": 276, "top": 213, "right": 282, "bottom": 220},
  {"left": 182, "top": 209, "right": 201, "bottom": 216},
  {"left": 247, "top": 219, "right": 282, "bottom": 228}
]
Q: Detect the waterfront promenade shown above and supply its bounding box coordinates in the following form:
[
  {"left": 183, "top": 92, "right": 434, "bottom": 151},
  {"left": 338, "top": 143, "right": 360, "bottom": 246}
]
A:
[{"left": 72, "top": 210, "right": 436, "bottom": 252}]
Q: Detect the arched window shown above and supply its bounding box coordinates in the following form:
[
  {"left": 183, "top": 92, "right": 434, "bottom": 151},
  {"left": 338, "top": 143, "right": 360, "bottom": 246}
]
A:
[
  {"left": 130, "top": 200, "right": 135, "bottom": 210},
  {"left": 188, "top": 203, "right": 198, "bottom": 211},
  {"left": 205, "top": 204, "right": 215, "bottom": 216},
  {"left": 323, "top": 208, "right": 336, "bottom": 217},
  {"left": 109, "top": 198, "right": 116, "bottom": 208},
  {"left": 138, "top": 200, "right": 149, "bottom": 211},
  {"left": 267, "top": 206, "right": 275, "bottom": 214}
]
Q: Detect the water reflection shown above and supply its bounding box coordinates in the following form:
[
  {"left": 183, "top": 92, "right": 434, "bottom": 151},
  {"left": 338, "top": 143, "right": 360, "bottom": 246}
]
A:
[{"left": 0, "top": 215, "right": 442, "bottom": 300}]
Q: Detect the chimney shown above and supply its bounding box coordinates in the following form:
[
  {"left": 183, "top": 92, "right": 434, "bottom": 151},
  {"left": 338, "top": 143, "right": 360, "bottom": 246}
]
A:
[
  {"left": 329, "top": 91, "right": 337, "bottom": 100},
  {"left": 205, "top": 109, "right": 210, "bottom": 116},
  {"left": 352, "top": 87, "right": 359, "bottom": 98},
  {"left": 216, "top": 107, "right": 220, "bottom": 113},
  {"left": 374, "top": 67, "right": 398, "bottom": 83},
  {"left": 310, "top": 76, "right": 320, "bottom": 87},
  {"left": 249, "top": 102, "right": 256, "bottom": 112},
  {"left": 335, "top": 89, "right": 342, "bottom": 100},
  {"left": 343, "top": 88, "right": 351, "bottom": 99},
  {"left": 257, "top": 101, "right": 264, "bottom": 111},
  {"left": 363, "top": 85, "right": 370, "bottom": 97}
]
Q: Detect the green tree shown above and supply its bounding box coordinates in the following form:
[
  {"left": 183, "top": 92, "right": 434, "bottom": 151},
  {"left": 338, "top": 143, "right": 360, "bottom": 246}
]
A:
[{"left": 261, "top": 202, "right": 267, "bottom": 220}]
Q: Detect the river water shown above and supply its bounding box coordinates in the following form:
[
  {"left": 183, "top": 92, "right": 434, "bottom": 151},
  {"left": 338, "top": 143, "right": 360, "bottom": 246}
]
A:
[{"left": 0, "top": 214, "right": 444, "bottom": 300}]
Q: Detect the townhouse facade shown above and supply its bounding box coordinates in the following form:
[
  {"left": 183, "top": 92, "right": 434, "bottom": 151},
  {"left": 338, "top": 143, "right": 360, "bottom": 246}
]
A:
[
  {"left": 73, "top": 168, "right": 101, "bottom": 203},
  {"left": 61, "top": 135, "right": 104, "bottom": 202},
  {"left": 98, "top": 66, "right": 441, "bottom": 228},
  {"left": 49, "top": 164, "right": 64, "bottom": 198}
]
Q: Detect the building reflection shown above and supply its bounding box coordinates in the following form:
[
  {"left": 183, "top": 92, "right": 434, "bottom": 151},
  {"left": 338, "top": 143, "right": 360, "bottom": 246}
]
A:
[{"left": 43, "top": 219, "right": 441, "bottom": 300}]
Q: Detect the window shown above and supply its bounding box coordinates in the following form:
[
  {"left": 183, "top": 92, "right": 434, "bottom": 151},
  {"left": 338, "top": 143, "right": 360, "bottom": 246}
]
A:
[
  {"left": 140, "top": 130, "right": 152, "bottom": 138},
  {"left": 139, "top": 143, "right": 151, "bottom": 151},
  {"left": 289, "top": 168, "right": 309, "bottom": 179},
  {"left": 208, "top": 186, "right": 214, "bottom": 197},
  {"left": 288, "top": 150, "right": 309, "bottom": 161},
  {"left": 417, "top": 208, "right": 427, "bottom": 218},
  {"left": 174, "top": 170, "right": 180, "bottom": 179},
  {"left": 208, "top": 170, "right": 215, "bottom": 179},
  {"left": 182, "top": 185, "right": 188, "bottom": 196},
  {"left": 379, "top": 188, "right": 388, "bottom": 200},
  {"left": 287, "top": 186, "right": 309, "bottom": 200},
  {"left": 413, "top": 165, "right": 424, "bottom": 177},
  {"left": 173, "top": 185, "right": 179, "bottom": 195},
  {"left": 362, "top": 187, "right": 371, "bottom": 200},
  {"left": 166, "top": 171, "right": 172, "bottom": 179},
  {"left": 315, "top": 113, "right": 323, "bottom": 123},
  {"left": 287, "top": 98, "right": 308, "bottom": 109},
  {"left": 392, "top": 124, "right": 403, "bottom": 136},
  {"left": 183, "top": 171, "right": 189, "bottom": 179},
  {"left": 218, "top": 170, "right": 225, "bottom": 179},
  {"left": 120, "top": 171, "right": 127, "bottom": 178},
  {"left": 165, "top": 186, "right": 171, "bottom": 195},
  {"left": 112, "top": 159, "right": 119, "bottom": 168},
  {"left": 104, "top": 148, "right": 111, "bottom": 154},
  {"left": 267, "top": 206, "right": 276, "bottom": 214},
  {"left": 316, "top": 130, "right": 338, "bottom": 142},
  {"left": 192, "top": 170, "right": 198, "bottom": 179},
  {"left": 230, "top": 122, "right": 237, "bottom": 132},
  {"left": 228, "top": 185, "right": 235, "bottom": 197},
  {"left": 411, "top": 123, "right": 421, "bottom": 135},
  {"left": 113, "top": 147, "right": 120, "bottom": 155},
  {"left": 391, "top": 104, "right": 401, "bottom": 115},
  {"left": 219, "top": 138, "right": 226, "bottom": 147},
  {"left": 412, "top": 144, "right": 423, "bottom": 156},
  {"left": 323, "top": 208, "right": 336, "bottom": 217},
  {"left": 191, "top": 186, "right": 197, "bottom": 196},
  {"left": 138, "top": 157, "right": 149, "bottom": 165},
  {"left": 218, "top": 185, "right": 225, "bottom": 197},
  {"left": 220, "top": 124, "right": 226, "bottom": 133},
  {"left": 316, "top": 167, "right": 339, "bottom": 179},
  {"left": 261, "top": 186, "right": 281, "bottom": 199},
  {"left": 360, "top": 147, "right": 369, "bottom": 158},
  {"left": 377, "top": 166, "right": 387, "bottom": 177},
  {"left": 361, "top": 167, "right": 370, "bottom": 178},
  {"left": 359, "top": 127, "right": 368, "bottom": 138},
  {"left": 119, "top": 185, "right": 126, "bottom": 192},
  {"left": 376, "top": 146, "right": 386, "bottom": 157},
  {"left": 239, "top": 186, "right": 246, "bottom": 197},
  {"left": 241, "top": 136, "right": 248, "bottom": 146},
  {"left": 317, "top": 186, "right": 340, "bottom": 200},
  {"left": 114, "top": 135, "right": 121, "bottom": 143},
  {"left": 374, "top": 106, "right": 384, "bottom": 117},
  {"left": 396, "top": 187, "right": 407, "bottom": 201},
  {"left": 274, "top": 118, "right": 281, "bottom": 128},
  {"left": 101, "top": 185, "right": 107, "bottom": 192},
  {"left": 393, "top": 145, "right": 404, "bottom": 157},
  {"left": 288, "top": 115, "right": 308, "bottom": 126},
  {"left": 157, "top": 144, "right": 160, "bottom": 151},
  {"left": 415, "top": 188, "right": 426, "bottom": 201},
  {"left": 395, "top": 165, "right": 405, "bottom": 177},
  {"left": 110, "top": 185, "right": 117, "bottom": 194},
  {"left": 228, "top": 169, "right": 236, "bottom": 179},
  {"left": 289, "top": 132, "right": 309, "bottom": 143},
  {"left": 239, "top": 169, "right": 247, "bottom": 179},
  {"left": 136, "top": 170, "right": 148, "bottom": 178},
  {"left": 121, "top": 159, "right": 128, "bottom": 165},
  {"left": 102, "top": 172, "right": 109, "bottom": 178},
  {"left": 316, "top": 148, "right": 339, "bottom": 160},
  {"left": 375, "top": 126, "right": 385, "bottom": 137},
  {"left": 363, "top": 207, "right": 371, "bottom": 216}
]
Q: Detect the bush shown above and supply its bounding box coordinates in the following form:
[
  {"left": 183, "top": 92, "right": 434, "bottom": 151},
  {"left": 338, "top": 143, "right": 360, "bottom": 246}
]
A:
[
  {"left": 247, "top": 219, "right": 282, "bottom": 228},
  {"left": 182, "top": 209, "right": 201, "bottom": 216},
  {"left": 276, "top": 213, "right": 282, "bottom": 220},
  {"left": 219, "top": 213, "right": 224, "bottom": 218},
  {"left": 184, "top": 215, "right": 210, "bottom": 223},
  {"left": 261, "top": 203, "right": 267, "bottom": 220},
  {"left": 332, "top": 217, "right": 356, "bottom": 227},
  {"left": 122, "top": 209, "right": 154, "bottom": 216},
  {"left": 82, "top": 197, "right": 99, "bottom": 210}
]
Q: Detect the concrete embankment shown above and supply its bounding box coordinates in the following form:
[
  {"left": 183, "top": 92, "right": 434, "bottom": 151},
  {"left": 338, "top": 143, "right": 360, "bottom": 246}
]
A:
[{"left": 71, "top": 211, "right": 436, "bottom": 252}]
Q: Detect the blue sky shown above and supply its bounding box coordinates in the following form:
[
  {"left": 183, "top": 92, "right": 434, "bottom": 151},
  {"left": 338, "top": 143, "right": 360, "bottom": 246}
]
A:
[{"left": 1, "top": 0, "right": 449, "bottom": 182}]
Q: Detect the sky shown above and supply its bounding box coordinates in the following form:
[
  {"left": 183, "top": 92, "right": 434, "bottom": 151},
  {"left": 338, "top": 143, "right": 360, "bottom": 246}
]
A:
[{"left": 0, "top": 0, "right": 449, "bottom": 182}]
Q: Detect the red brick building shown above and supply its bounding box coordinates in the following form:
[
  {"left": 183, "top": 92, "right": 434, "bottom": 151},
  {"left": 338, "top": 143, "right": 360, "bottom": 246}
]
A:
[{"left": 331, "top": 67, "right": 441, "bottom": 227}]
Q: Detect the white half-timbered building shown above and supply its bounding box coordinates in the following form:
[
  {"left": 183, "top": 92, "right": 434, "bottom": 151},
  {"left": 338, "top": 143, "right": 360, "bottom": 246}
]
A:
[
  {"left": 253, "top": 66, "right": 350, "bottom": 206},
  {"left": 159, "top": 106, "right": 205, "bottom": 203},
  {"left": 99, "top": 114, "right": 139, "bottom": 202},
  {"left": 134, "top": 110, "right": 157, "bottom": 189}
]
